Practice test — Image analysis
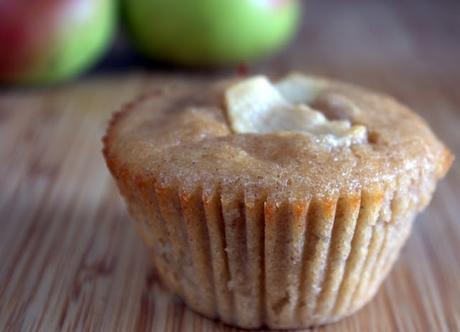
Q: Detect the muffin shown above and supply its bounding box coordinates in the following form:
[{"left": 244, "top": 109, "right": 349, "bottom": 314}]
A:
[{"left": 103, "top": 73, "right": 452, "bottom": 329}]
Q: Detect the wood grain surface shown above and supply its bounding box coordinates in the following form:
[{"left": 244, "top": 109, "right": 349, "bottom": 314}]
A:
[{"left": 1, "top": 0, "right": 460, "bottom": 331}]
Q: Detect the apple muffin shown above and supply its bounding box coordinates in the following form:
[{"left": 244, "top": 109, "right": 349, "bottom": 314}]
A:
[{"left": 103, "top": 73, "right": 452, "bottom": 329}]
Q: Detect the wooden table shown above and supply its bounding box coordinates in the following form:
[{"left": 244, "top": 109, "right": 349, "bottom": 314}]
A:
[{"left": 1, "top": 0, "right": 459, "bottom": 331}]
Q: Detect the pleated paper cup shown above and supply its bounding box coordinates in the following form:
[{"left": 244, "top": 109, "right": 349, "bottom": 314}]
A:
[{"left": 112, "top": 174, "right": 416, "bottom": 329}]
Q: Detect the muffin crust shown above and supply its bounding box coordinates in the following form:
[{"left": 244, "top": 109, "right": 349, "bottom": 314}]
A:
[{"left": 104, "top": 75, "right": 451, "bottom": 203}]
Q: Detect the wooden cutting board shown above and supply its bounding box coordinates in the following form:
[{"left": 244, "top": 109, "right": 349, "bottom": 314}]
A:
[{"left": 1, "top": 1, "right": 459, "bottom": 331}]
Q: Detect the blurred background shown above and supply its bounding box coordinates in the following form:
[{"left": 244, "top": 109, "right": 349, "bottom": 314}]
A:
[
  {"left": 1, "top": 0, "right": 458, "bottom": 85},
  {"left": 98, "top": 0, "right": 460, "bottom": 78},
  {"left": 1, "top": 1, "right": 460, "bottom": 331}
]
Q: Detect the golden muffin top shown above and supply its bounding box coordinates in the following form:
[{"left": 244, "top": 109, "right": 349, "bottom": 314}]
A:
[{"left": 103, "top": 73, "right": 452, "bottom": 204}]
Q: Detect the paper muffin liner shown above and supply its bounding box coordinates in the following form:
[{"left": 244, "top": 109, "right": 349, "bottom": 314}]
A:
[{"left": 112, "top": 172, "right": 419, "bottom": 330}]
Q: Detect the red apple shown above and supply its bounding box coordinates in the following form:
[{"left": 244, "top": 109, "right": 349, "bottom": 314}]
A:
[{"left": 0, "top": 0, "right": 115, "bottom": 84}]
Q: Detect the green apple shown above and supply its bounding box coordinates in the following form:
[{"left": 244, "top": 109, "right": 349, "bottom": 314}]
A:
[
  {"left": 123, "top": 0, "right": 301, "bottom": 66},
  {"left": 0, "top": 0, "right": 116, "bottom": 85}
]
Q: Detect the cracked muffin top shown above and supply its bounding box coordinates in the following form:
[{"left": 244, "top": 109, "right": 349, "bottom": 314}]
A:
[{"left": 103, "top": 73, "right": 452, "bottom": 207}]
